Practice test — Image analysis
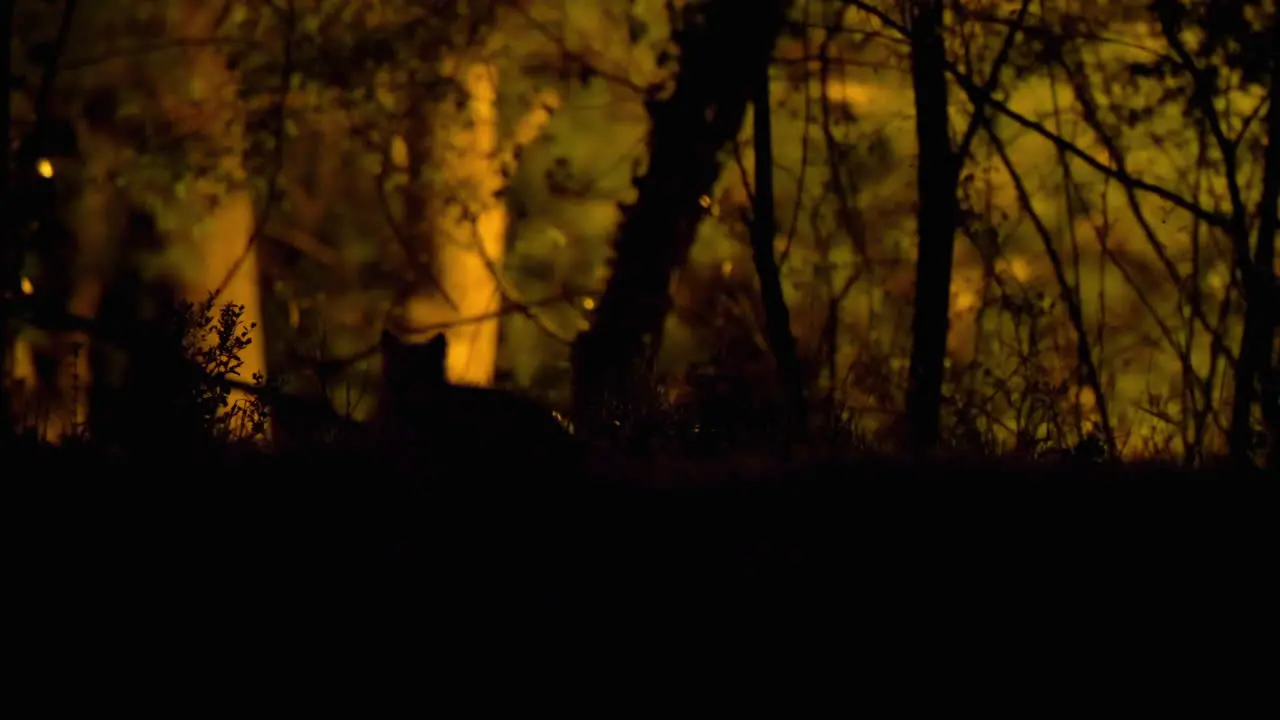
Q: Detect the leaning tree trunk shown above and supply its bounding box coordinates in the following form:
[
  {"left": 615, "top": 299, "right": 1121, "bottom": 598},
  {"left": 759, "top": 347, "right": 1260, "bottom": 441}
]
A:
[
  {"left": 904, "top": 0, "right": 961, "bottom": 453},
  {"left": 570, "top": 0, "right": 790, "bottom": 433}
]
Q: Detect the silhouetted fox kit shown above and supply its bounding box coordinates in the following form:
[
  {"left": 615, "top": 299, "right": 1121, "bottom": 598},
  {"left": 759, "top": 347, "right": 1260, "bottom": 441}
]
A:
[{"left": 377, "top": 330, "right": 583, "bottom": 480}]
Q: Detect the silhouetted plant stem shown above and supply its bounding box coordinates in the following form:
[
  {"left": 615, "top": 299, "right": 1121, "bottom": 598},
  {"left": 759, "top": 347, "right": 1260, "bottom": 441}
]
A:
[{"left": 982, "top": 117, "right": 1117, "bottom": 458}]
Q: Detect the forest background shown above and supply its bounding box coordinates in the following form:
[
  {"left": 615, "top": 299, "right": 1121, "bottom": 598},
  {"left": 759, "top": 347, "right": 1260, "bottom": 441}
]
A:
[{"left": 3, "top": 0, "right": 1277, "bottom": 467}]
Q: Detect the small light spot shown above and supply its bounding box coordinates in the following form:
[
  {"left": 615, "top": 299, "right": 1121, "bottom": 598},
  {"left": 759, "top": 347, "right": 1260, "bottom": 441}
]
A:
[
  {"left": 1008, "top": 256, "right": 1032, "bottom": 283},
  {"left": 582, "top": 297, "right": 596, "bottom": 311},
  {"left": 390, "top": 135, "right": 409, "bottom": 169},
  {"left": 20, "top": 277, "right": 35, "bottom": 295},
  {"left": 952, "top": 289, "right": 979, "bottom": 313},
  {"left": 698, "top": 194, "right": 712, "bottom": 209},
  {"left": 36, "top": 158, "right": 54, "bottom": 179},
  {"left": 720, "top": 260, "right": 733, "bottom": 278}
]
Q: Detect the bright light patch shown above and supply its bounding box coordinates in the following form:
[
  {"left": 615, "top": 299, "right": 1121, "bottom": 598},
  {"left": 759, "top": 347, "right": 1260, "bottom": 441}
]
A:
[
  {"left": 1008, "top": 256, "right": 1032, "bottom": 283},
  {"left": 36, "top": 158, "right": 54, "bottom": 179},
  {"left": 953, "top": 289, "right": 979, "bottom": 313},
  {"left": 20, "top": 277, "right": 35, "bottom": 295}
]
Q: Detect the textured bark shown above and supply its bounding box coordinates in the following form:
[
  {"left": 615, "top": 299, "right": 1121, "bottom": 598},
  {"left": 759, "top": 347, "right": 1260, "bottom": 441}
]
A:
[
  {"left": 905, "top": 0, "right": 961, "bottom": 452},
  {"left": 571, "top": 0, "right": 789, "bottom": 432}
]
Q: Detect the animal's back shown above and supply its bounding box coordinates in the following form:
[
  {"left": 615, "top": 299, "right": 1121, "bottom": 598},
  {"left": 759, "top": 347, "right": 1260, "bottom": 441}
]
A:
[{"left": 377, "top": 331, "right": 585, "bottom": 486}]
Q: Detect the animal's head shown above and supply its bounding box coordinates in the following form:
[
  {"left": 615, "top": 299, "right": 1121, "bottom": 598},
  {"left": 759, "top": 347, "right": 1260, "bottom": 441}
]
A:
[{"left": 381, "top": 329, "right": 448, "bottom": 388}]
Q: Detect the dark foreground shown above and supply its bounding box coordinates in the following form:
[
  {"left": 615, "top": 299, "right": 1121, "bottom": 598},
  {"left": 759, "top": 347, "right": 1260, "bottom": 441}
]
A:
[{"left": 7, "top": 439, "right": 1273, "bottom": 698}]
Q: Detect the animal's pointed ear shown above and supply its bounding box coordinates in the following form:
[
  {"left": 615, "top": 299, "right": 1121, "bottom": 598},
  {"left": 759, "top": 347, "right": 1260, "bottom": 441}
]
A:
[
  {"left": 426, "top": 332, "right": 447, "bottom": 361},
  {"left": 425, "top": 332, "right": 448, "bottom": 381}
]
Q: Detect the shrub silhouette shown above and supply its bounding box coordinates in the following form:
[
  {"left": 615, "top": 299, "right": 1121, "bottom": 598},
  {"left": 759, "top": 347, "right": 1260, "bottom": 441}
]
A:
[{"left": 85, "top": 292, "right": 268, "bottom": 458}]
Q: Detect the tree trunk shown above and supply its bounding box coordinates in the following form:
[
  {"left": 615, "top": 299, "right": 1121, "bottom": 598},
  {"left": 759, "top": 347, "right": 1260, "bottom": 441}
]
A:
[
  {"left": 387, "top": 85, "right": 451, "bottom": 349},
  {"left": 749, "top": 61, "right": 806, "bottom": 440},
  {"left": 901, "top": 0, "right": 962, "bottom": 448},
  {"left": 435, "top": 61, "right": 506, "bottom": 387},
  {"left": 905, "top": 0, "right": 961, "bottom": 452},
  {"left": 3, "top": 0, "right": 80, "bottom": 431},
  {"left": 166, "top": 1, "right": 267, "bottom": 437},
  {"left": 1229, "top": 17, "right": 1279, "bottom": 466},
  {"left": 44, "top": 0, "right": 270, "bottom": 444},
  {"left": 571, "top": 0, "right": 789, "bottom": 432},
  {"left": 391, "top": 59, "right": 507, "bottom": 388}
]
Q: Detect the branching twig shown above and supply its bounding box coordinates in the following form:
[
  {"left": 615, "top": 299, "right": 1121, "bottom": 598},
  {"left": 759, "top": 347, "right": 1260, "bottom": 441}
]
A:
[{"left": 981, "top": 116, "right": 1117, "bottom": 455}]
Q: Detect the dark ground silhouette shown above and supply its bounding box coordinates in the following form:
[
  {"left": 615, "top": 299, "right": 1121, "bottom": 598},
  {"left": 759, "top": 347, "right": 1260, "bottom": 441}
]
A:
[{"left": 9, "top": 433, "right": 1270, "bottom": 651}]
